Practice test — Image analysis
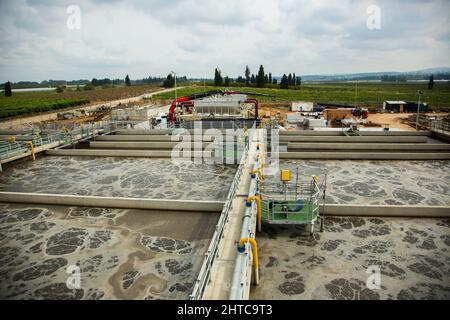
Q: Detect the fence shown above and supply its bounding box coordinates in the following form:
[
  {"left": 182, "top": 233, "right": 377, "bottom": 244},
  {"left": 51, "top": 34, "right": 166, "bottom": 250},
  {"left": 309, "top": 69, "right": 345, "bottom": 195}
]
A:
[
  {"left": 430, "top": 119, "right": 450, "bottom": 134},
  {"left": 0, "top": 122, "right": 113, "bottom": 162}
]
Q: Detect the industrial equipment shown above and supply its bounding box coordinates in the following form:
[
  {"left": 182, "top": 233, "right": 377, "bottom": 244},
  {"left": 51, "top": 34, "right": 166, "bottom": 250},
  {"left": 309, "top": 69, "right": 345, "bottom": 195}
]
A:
[
  {"left": 257, "top": 168, "right": 326, "bottom": 235},
  {"left": 151, "top": 113, "right": 168, "bottom": 129},
  {"left": 342, "top": 123, "right": 361, "bottom": 136},
  {"left": 168, "top": 90, "right": 268, "bottom": 125}
]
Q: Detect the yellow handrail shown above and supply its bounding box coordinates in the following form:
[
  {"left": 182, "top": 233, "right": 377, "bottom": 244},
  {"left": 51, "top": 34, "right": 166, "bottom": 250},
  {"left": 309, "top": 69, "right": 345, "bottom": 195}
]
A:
[
  {"left": 27, "top": 141, "right": 35, "bottom": 161},
  {"left": 312, "top": 175, "right": 318, "bottom": 191}
]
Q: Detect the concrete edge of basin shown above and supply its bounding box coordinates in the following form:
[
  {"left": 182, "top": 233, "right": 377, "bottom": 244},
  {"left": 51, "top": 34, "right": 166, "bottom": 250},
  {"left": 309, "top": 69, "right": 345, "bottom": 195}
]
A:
[
  {"left": 0, "top": 192, "right": 225, "bottom": 213},
  {"left": 279, "top": 152, "right": 450, "bottom": 160},
  {"left": 322, "top": 204, "right": 450, "bottom": 218}
]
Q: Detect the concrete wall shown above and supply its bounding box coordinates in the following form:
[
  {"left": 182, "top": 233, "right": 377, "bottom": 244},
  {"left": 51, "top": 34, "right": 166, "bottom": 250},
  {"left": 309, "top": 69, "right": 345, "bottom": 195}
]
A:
[
  {"left": 280, "top": 136, "right": 428, "bottom": 143},
  {"left": 96, "top": 135, "right": 213, "bottom": 142},
  {"left": 116, "top": 129, "right": 171, "bottom": 135},
  {"left": 89, "top": 141, "right": 215, "bottom": 149},
  {"left": 0, "top": 192, "right": 224, "bottom": 212},
  {"left": 279, "top": 152, "right": 450, "bottom": 160},
  {"left": 279, "top": 130, "right": 431, "bottom": 136},
  {"left": 287, "top": 143, "right": 450, "bottom": 151},
  {"left": 322, "top": 204, "right": 450, "bottom": 218},
  {"left": 46, "top": 149, "right": 174, "bottom": 158}
]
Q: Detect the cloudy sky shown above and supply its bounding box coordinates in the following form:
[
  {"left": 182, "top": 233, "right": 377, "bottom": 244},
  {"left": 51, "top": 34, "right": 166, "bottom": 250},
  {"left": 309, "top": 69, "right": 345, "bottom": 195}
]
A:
[{"left": 0, "top": 0, "right": 449, "bottom": 82}]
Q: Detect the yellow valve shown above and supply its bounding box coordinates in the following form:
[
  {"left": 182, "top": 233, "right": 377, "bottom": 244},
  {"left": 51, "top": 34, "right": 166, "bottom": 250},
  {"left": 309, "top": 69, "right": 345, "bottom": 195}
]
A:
[
  {"left": 252, "top": 168, "right": 264, "bottom": 182},
  {"left": 247, "top": 195, "right": 262, "bottom": 232},
  {"left": 238, "top": 237, "right": 259, "bottom": 268},
  {"left": 238, "top": 237, "right": 260, "bottom": 285},
  {"left": 7, "top": 136, "right": 16, "bottom": 144}
]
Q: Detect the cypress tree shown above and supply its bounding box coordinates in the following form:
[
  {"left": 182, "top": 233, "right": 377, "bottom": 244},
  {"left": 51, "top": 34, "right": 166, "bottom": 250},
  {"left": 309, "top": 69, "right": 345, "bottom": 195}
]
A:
[
  {"left": 428, "top": 75, "right": 434, "bottom": 90},
  {"left": 4, "top": 81, "right": 12, "bottom": 97}
]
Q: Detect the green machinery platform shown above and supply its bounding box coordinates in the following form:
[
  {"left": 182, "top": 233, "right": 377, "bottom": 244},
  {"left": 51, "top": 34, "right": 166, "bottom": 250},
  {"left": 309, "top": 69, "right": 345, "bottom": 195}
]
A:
[{"left": 261, "top": 199, "right": 319, "bottom": 225}]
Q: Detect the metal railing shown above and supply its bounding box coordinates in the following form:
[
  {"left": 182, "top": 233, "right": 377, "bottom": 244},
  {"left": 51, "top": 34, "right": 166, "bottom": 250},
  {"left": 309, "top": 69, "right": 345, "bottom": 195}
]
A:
[
  {"left": 430, "top": 120, "right": 450, "bottom": 133},
  {"left": 229, "top": 128, "right": 264, "bottom": 300},
  {"left": 259, "top": 180, "right": 321, "bottom": 225},
  {"left": 0, "top": 122, "right": 113, "bottom": 161},
  {"left": 188, "top": 131, "right": 249, "bottom": 300}
]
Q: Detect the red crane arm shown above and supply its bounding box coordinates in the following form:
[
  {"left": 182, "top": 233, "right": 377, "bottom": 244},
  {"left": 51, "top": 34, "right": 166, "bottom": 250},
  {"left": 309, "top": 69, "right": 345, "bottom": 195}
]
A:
[{"left": 169, "top": 97, "right": 190, "bottom": 123}]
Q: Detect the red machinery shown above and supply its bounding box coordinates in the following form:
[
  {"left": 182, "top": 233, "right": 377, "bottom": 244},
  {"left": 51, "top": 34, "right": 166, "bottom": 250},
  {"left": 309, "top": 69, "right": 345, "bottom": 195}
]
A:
[{"left": 169, "top": 90, "right": 259, "bottom": 123}]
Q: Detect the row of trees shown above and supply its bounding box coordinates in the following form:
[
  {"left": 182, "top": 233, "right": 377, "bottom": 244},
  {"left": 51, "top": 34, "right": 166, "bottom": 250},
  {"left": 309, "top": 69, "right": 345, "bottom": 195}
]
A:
[
  {"left": 2, "top": 73, "right": 188, "bottom": 96},
  {"left": 279, "top": 73, "right": 302, "bottom": 89},
  {"left": 212, "top": 65, "right": 302, "bottom": 89}
]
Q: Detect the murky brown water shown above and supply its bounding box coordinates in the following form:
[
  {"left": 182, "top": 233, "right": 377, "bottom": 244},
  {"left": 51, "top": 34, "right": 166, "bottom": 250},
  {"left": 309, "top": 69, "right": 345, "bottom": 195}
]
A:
[
  {"left": 271, "top": 160, "right": 450, "bottom": 206},
  {"left": 251, "top": 217, "right": 450, "bottom": 300},
  {"left": 0, "top": 156, "right": 236, "bottom": 200},
  {"left": 0, "top": 203, "right": 218, "bottom": 299}
]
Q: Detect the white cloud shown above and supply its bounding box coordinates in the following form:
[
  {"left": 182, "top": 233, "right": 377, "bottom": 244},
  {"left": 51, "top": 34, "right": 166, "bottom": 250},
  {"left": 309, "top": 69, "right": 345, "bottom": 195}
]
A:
[{"left": 0, "top": 0, "right": 449, "bottom": 82}]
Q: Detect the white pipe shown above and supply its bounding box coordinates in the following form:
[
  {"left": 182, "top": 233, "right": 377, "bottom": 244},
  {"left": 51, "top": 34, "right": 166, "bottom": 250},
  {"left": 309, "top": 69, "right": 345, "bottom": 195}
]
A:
[{"left": 229, "top": 130, "right": 263, "bottom": 300}]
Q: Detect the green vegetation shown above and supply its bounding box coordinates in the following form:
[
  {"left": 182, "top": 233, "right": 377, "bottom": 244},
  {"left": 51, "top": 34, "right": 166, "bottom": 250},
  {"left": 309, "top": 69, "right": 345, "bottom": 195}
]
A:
[
  {"left": 0, "top": 84, "right": 161, "bottom": 119},
  {"left": 217, "top": 65, "right": 300, "bottom": 89},
  {"left": 429, "top": 75, "right": 434, "bottom": 90},
  {"left": 163, "top": 74, "right": 175, "bottom": 88},
  {"left": 4, "top": 82, "right": 12, "bottom": 97},
  {"left": 153, "top": 82, "right": 450, "bottom": 110},
  {"left": 214, "top": 68, "right": 223, "bottom": 86},
  {"left": 0, "top": 95, "right": 89, "bottom": 118}
]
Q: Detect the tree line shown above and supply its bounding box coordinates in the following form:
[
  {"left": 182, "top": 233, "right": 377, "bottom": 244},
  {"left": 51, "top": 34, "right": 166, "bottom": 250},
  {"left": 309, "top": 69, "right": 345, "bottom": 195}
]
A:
[{"left": 212, "top": 65, "right": 302, "bottom": 89}]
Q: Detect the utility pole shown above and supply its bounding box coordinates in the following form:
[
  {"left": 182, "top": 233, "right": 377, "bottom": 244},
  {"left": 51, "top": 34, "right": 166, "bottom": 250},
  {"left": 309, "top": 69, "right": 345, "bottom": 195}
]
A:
[
  {"left": 416, "top": 90, "right": 423, "bottom": 130},
  {"left": 171, "top": 71, "right": 177, "bottom": 103}
]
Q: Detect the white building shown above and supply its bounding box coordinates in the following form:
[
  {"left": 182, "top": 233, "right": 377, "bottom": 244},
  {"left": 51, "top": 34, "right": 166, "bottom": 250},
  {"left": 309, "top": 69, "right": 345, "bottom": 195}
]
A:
[{"left": 291, "top": 101, "right": 314, "bottom": 112}]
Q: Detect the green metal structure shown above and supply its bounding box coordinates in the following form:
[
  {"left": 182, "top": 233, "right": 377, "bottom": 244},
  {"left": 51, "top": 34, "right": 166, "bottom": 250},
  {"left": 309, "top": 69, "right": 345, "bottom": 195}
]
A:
[{"left": 257, "top": 171, "right": 326, "bottom": 234}]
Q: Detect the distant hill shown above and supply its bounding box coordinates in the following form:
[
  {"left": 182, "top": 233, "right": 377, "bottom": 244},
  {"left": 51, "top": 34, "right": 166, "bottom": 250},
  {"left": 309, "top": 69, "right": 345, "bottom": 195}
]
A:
[{"left": 299, "top": 67, "right": 450, "bottom": 82}]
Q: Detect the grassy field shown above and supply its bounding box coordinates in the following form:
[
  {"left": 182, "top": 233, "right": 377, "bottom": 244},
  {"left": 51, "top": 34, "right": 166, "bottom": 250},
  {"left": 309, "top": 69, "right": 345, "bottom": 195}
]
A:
[
  {"left": 1, "top": 82, "right": 448, "bottom": 119},
  {"left": 0, "top": 84, "right": 161, "bottom": 119},
  {"left": 153, "top": 82, "right": 450, "bottom": 110},
  {"left": 0, "top": 97, "right": 89, "bottom": 118}
]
